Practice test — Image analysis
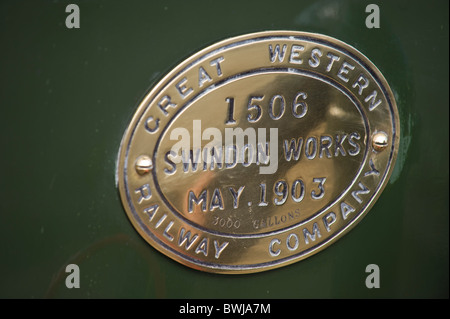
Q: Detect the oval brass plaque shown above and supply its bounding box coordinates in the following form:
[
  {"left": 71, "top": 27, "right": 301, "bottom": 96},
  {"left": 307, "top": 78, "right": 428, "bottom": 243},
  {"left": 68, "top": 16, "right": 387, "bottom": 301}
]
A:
[{"left": 116, "top": 31, "right": 399, "bottom": 274}]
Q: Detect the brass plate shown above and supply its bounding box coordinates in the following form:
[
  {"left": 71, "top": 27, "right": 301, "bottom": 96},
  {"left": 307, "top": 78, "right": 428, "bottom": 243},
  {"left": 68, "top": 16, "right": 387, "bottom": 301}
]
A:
[{"left": 116, "top": 31, "right": 399, "bottom": 274}]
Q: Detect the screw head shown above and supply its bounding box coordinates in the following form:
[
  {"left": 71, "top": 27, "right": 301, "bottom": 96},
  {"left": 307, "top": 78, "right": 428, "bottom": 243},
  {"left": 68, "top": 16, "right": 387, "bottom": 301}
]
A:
[
  {"left": 135, "top": 155, "right": 153, "bottom": 175},
  {"left": 372, "top": 132, "right": 389, "bottom": 152}
]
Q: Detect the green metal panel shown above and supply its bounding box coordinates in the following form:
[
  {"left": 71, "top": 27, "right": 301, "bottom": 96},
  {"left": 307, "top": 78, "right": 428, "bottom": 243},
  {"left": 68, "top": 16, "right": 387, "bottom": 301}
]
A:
[{"left": 0, "top": 0, "right": 448, "bottom": 298}]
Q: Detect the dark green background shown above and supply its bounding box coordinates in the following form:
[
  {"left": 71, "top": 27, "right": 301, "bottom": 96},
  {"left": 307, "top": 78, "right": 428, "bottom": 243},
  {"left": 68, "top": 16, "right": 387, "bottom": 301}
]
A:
[{"left": 0, "top": 0, "right": 448, "bottom": 298}]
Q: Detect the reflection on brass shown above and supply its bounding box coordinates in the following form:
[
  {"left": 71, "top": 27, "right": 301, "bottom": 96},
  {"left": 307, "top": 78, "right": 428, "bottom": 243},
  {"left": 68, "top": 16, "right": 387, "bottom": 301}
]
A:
[{"left": 116, "top": 31, "right": 400, "bottom": 274}]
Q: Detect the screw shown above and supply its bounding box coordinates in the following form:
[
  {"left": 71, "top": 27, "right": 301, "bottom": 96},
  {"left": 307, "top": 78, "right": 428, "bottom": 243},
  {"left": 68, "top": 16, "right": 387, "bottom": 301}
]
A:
[
  {"left": 135, "top": 155, "right": 153, "bottom": 175},
  {"left": 372, "top": 132, "right": 389, "bottom": 152}
]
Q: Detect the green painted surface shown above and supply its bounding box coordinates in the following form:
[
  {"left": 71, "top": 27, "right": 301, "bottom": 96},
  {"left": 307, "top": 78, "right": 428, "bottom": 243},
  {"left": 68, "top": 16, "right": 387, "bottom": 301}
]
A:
[{"left": 0, "top": 0, "right": 448, "bottom": 298}]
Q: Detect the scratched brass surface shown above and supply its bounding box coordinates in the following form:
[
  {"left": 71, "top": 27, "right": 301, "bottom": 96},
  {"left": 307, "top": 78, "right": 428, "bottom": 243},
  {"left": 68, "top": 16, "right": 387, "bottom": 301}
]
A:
[{"left": 116, "top": 31, "right": 399, "bottom": 273}]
